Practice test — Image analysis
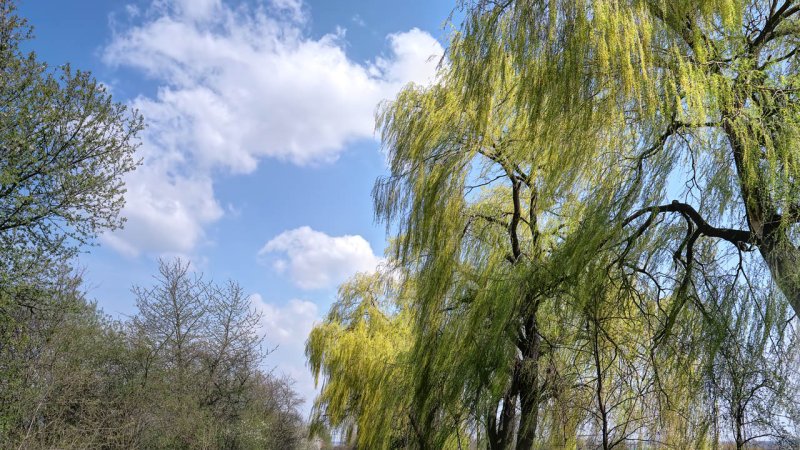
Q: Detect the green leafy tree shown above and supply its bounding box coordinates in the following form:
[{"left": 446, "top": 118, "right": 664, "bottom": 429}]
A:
[
  {"left": 0, "top": 0, "right": 142, "bottom": 280},
  {"left": 1, "top": 260, "right": 312, "bottom": 449},
  {"left": 0, "top": 268, "right": 146, "bottom": 448},
  {"left": 452, "top": 0, "right": 800, "bottom": 320},
  {"left": 0, "top": 2, "right": 143, "bottom": 442},
  {"left": 310, "top": 0, "right": 800, "bottom": 448},
  {"left": 307, "top": 269, "right": 422, "bottom": 449}
]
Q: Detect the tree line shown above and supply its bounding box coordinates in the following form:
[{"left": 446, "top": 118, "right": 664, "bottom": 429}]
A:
[
  {"left": 1, "top": 260, "right": 309, "bottom": 449},
  {"left": 0, "top": 1, "right": 312, "bottom": 448}
]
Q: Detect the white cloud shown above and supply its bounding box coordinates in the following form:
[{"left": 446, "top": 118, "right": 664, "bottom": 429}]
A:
[
  {"left": 101, "top": 1, "right": 443, "bottom": 256},
  {"left": 252, "top": 295, "right": 319, "bottom": 351},
  {"left": 378, "top": 28, "right": 445, "bottom": 86},
  {"left": 102, "top": 166, "right": 222, "bottom": 257},
  {"left": 105, "top": 18, "right": 442, "bottom": 171},
  {"left": 171, "top": 0, "right": 221, "bottom": 21},
  {"left": 250, "top": 294, "right": 321, "bottom": 417},
  {"left": 259, "top": 226, "right": 383, "bottom": 290}
]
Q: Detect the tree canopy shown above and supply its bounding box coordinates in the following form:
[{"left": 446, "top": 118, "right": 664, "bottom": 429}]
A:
[
  {"left": 308, "top": 1, "right": 800, "bottom": 448},
  {"left": 0, "top": 0, "right": 142, "bottom": 282}
]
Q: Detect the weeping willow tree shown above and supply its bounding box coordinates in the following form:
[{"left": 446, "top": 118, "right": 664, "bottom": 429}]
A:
[
  {"left": 451, "top": 0, "right": 800, "bottom": 317},
  {"left": 306, "top": 269, "right": 434, "bottom": 448},
  {"left": 369, "top": 0, "right": 672, "bottom": 445},
  {"left": 309, "top": 0, "right": 800, "bottom": 448},
  {"left": 373, "top": 44, "right": 633, "bottom": 445}
]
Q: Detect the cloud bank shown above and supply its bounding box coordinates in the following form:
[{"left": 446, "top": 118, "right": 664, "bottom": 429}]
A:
[{"left": 102, "top": 0, "right": 443, "bottom": 256}]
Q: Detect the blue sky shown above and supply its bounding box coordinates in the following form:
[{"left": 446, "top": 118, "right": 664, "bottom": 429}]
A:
[{"left": 19, "top": 0, "right": 455, "bottom": 415}]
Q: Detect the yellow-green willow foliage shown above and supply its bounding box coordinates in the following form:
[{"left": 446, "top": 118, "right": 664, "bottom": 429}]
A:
[
  {"left": 549, "top": 222, "right": 724, "bottom": 449},
  {"left": 455, "top": 0, "right": 800, "bottom": 317},
  {"left": 306, "top": 270, "right": 445, "bottom": 449},
  {"left": 309, "top": 0, "right": 800, "bottom": 448},
  {"left": 369, "top": 5, "right": 701, "bottom": 444},
  {"left": 374, "top": 43, "right": 634, "bottom": 446},
  {"left": 702, "top": 276, "right": 800, "bottom": 447}
]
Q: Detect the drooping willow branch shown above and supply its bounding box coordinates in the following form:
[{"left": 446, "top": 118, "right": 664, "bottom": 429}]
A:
[{"left": 618, "top": 200, "right": 757, "bottom": 348}]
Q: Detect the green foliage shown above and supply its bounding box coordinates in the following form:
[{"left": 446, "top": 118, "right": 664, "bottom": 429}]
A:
[
  {"left": 0, "top": 0, "right": 142, "bottom": 278},
  {"left": 313, "top": 0, "right": 800, "bottom": 448},
  {"left": 0, "top": 260, "right": 310, "bottom": 450},
  {"left": 0, "top": 2, "right": 310, "bottom": 448},
  {"left": 307, "top": 270, "right": 423, "bottom": 449}
]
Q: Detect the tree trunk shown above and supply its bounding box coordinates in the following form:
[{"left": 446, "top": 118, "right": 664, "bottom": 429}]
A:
[
  {"left": 591, "top": 317, "right": 610, "bottom": 450},
  {"left": 760, "top": 244, "right": 800, "bottom": 316},
  {"left": 723, "top": 116, "right": 800, "bottom": 318},
  {"left": 488, "top": 381, "right": 518, "bottom": 450},
  {"left": 516, "top": 313, "right": 541, "bottom": 450}
]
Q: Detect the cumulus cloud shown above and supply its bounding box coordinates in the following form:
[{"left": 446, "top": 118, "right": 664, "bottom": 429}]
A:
[
  {"left": 259, "top": 226, "right": 383, "bottom": 290},
  {"left": 105, "top": 17, "right": 442, "bottom": 170},
  {"left": 101, "top": 0, "right": 444, "bottom": 256},
  {"left": 252, "top": 295, "right": 320, "bottom": 350},
  {"left": 249, "top": 294, "right": 321, "bottom": 415},
  {"left": 102, "top": 167, "right": 222, "bottom": 257}
]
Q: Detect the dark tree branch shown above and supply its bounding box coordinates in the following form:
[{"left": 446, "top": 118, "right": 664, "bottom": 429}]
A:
[
  {"left": 749, "top": 0, "right": 800, "bottom": 52},
  {"left": 623, "top": 200, "right": 754, "bottom": 248}
]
